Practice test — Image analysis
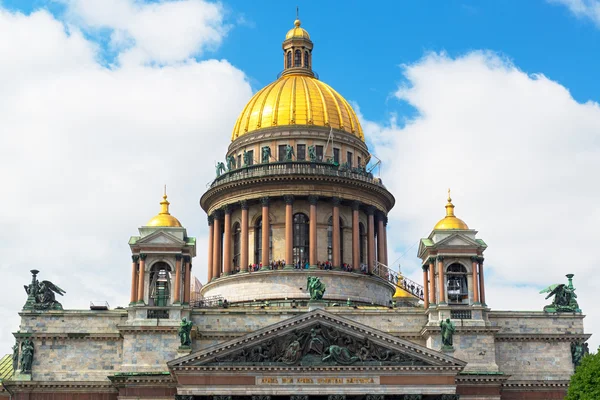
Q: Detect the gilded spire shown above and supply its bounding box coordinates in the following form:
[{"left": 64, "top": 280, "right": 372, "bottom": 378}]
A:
[
  {"left": 445, "top": 188, "right": 455, "bottom": 217},
  {"left": 159, "top": 185, "right": 170, "bottom": 215}
]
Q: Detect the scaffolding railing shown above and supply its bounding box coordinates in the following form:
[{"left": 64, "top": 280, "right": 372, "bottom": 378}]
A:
[{"left": 373, "top": 262, "right": 424, "bottom": 301}]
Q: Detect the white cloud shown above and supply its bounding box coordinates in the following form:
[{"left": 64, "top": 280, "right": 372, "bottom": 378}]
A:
[
  {"left": 364, "top": 51, "right": 600, "bottom": 349},
  {"left": 62, "top": 0, "right": 228, "bottom": 65},
  {"left": 551, "top": 0, "right": 600, "bottom": 26},
  {"left": 0, "top": 5, "right": 251, "bottom": 353}
]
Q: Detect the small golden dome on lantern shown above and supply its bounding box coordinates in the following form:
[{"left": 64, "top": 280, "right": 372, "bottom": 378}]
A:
[
  {"left": 433, "top": 189, "right": 469, "bottom": 230},
  {"left": 285, "top": 18, "right": 311, "bottom": 40},
  {"left": 146, "top": 188, "right": 182, "bottom": 228}
]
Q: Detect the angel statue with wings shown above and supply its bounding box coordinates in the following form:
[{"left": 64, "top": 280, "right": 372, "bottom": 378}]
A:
[
  {"left": 539, "top": 274, "right": 581, "bottom": 313},
  {"left": 23, "top": 269, "right": 66, "bottom": 310}
]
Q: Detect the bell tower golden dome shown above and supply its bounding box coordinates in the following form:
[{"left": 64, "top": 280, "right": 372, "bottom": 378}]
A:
[
  {"left": 146, "top": 187, "right": 182, "bottom": 227},
  {"left": 433, "top": 189, "right": 469, "bottom": 230},
  {"left": 231, "top": 17, "right": 364, "bottom": 142}
]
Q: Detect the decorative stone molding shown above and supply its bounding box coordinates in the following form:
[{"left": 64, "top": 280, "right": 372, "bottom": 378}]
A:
[{"left": 494, "top": 333, "right": 591, "bottom": 342}]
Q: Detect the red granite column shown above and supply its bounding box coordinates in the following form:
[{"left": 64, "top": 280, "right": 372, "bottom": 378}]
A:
[
  {"left": 383, "top": 217, "right": 389, "bottom": 266},
  {"left": 377, "top": 212, "right": 385, "bottom": 266},
  {"left": 223, "top": 206, "right": 232, "bottom": 276},
  {"left": 478, "top": 257, "right": 486, "bottom": 306},
  {"left": 284, "top": 195, "right": 294, "bottom": 269},
  {"left": 428, "top": 257, "right": 436, "bottom": 305},
  {"left": 183, "top": 256, "right": 191, "bottom": 304},
  {"left": 422, "top": 265, "right": 430, "bottom": 309},
  {"left": 130, "top": 255, "right": 139, "bottom": 305},
  {"left": 173, "top": 254, "right": 182, "bottom": 304},
  {"left": 207, "top": 216, "right": 214, "bottom": 282},
  {"left": 137, "top": 253, "right": 146, "bottom": 303},
  {"left": 367, "top": 206, "right": 375, "bottom": 274},
  {"left": 352, "top": 201, "right": 360, "bottom": 270},
  {"left": 437, "top": 256, "right": 446, "bottom": 304},
  {"left": 309, "top": 195, "right": 318, "bottom": 268},
  {"left": 240, "top": 200, "right": 249, "bottom": 273},
  {"left": 332, "top": 197, "right": 341, "bottom": 269},
  {"left": 471, "top": 256, "right": 480, "bottom": 304},
  {"left": 212, "top": 211, "right": 222, "bottom": 280},
  {"left": 261, "top": 197, "right": 270, "bottom": 269}
]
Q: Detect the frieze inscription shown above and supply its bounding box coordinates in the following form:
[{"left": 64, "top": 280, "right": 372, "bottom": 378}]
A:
[{"left": 256, "top": 376, "right": 379, "bottom": 385}]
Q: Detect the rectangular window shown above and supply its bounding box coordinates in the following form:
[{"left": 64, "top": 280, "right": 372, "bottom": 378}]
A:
[
  {"left": 297, "top": 144, "right": 306, "bottom": 161},
  {"left": 357, "top": 156, "right": 362, "bottom": 168},
  {"left": 247, "top": 150, "right": 254, "bottom": 166},
  {"left": 347, "top": 151, "right": 353, "bottom": 167},
  {"left": 316, "top": 145, "right": 324, "bottom": 161},
  {"left": 333, "top": 148, "right": 340, "bottom": 164},
  {"left": 278, "top": 145, "right": 286, "bottom": 162},
  {"left": 237, "top": 154, "right": 241, "bottom": 168}
]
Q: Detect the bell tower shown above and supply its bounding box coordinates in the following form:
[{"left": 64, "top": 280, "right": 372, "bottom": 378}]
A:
[
  {"left": 417, "top": 190, "right": 488, "bottom": 312},
  {"left": 128, "top": 188, "right": 196, "bottom": 320}
]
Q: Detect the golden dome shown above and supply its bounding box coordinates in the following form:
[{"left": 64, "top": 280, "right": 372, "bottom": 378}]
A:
[
  {"left": 146, "top": 190, "right": 182, "bottom": 228},
  {"left": 433, "top": 189, "right": 469, "bottom": 230},
  {"left": 393, "top": 286, "right": 415, "bottom": 299},
  {"left": 232, "top": 74, "right": 364, "bottom": 141},
  {"left": 285, "top": 19, "right": 310, "bottom": 40}
]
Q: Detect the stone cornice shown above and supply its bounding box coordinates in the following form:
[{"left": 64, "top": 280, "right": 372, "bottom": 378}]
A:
[
  {"left": 13, "top": 332, "right": 122, "bottom": 340},
  {"left": 108, "top": 373, "right": 175, "bottom": 386},
  {"left": 501, "top": 380, "right": 570, "bottom": 388},
  {"left": 421, "top": 326, "right": 501, "bottom": 337},
  {"left": 174, "top": 365, "right": 464, "bottom": 373},
  {"left": 117, "top": 325, "right": 179, "bottom": 334},
  {"left": 3, "top": 380, "right": 117, "bottom": 392},
  {"left": 456, "top": 373, "right": 509, "bottom": 384},
  {"left": 494, "top": 333, "right": 591, "bottom": 342},
  {"left": 487, "top": 311, "right": 586, "bottom": 319}
]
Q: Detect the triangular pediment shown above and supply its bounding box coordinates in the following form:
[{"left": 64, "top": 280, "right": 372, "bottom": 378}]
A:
[
  {"left": 434, "top": 233, "right": 481, "bottom": 248},
  {"left": 136, "top": 231, "right": 184, "bottom": 246},
  {"left": 169, "top": 309, "right": 465, "bottom": 369}
]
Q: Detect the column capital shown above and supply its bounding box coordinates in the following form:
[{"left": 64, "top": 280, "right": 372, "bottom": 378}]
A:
[
  {"left": 139, "top": 253, "right": 147, "bottom": 261},
  {"left": 260, "top": 196, "right": 270, "bottom": 206},
  {"left": 131, "top": 255, "right": 139, "bottom": 262},
  {"left": 383, "top": 216, "right": 389, "bottom": 226},
  {"left": 183, "top": 255, "right": 191, "bottom": 263},
  {"left": 477, "top": 256, "right": 485, "bottom": 264},
  {"left": 332, "top": 197, "right": 342, "bottom": 206},
  {"left": 284, "top": 195, "right": 294, "bottom": 205},
  {"left": 212, "top": 210, "right": 223, "bottom": 219},
  {"left": 376, "top": 210, "right": 386, "bottom": 220},
  {"left": 366, "top": 205, "right": 376, "bottom": 216},
  {"left": 240, "top": 199, "right": 249, "bottom": 210},
  {"left": 352, "top": 200, "right": 361, "bottom": 211},
  {"left": 422, "top": 264, "right": 429, "bottom": 272},
  {"left": 436, "top": 255, "right": 444, "bottom": 262},
  {"left": 175, "top": 254, "right": 183, "bottom": 261},
  {"left": 207, "top": 215, "right": 214, "bottom": 225},
  {"left": 308, "top": 195, "right": 319, "bottom": 205},
  {"left": 427, "top": 256, "right": 436, "bottom": 264},
  {"left": 223, "top": 204, "right": 232, "bottom": 215},
  {"left": 470, "top": 255, "right": 479, "bottom": 262}
]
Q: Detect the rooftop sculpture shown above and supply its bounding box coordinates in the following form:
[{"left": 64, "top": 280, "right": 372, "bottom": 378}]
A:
[
  {"left": 540, "top": 274, "right": 581, "bottom": 313},
  {"left": 23, "top": 269, "right": 66, "bottom": 311}
]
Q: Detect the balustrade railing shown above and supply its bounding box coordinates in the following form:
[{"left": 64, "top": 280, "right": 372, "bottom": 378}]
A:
[
  {"left": 209, "top": 161, "right": 384, "bottom": 189},
  {"left": 191, "top": 295, "right": 225, "bottom": 308},
  {"left": 373, "top": 262, "right": 425, "bottom": 301}
]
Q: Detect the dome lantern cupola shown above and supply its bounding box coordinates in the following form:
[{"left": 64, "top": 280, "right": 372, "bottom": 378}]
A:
[
  {"left": 282, "top": 11, "right": 314, "bottom": 77},
  {"left": 146, "top": 186, "right": 182, "bottom": 228}
]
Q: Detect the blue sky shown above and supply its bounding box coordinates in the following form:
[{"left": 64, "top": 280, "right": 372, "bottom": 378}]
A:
[{"left": 1, "top": 0, "right": 600, "bottom": 351}]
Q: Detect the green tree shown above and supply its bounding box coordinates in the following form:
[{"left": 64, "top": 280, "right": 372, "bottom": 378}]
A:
[{"left": 567, "top": 350, "right": 600, "bottom": 400}]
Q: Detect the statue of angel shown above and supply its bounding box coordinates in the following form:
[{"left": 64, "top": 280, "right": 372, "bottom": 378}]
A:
[
  {"left": 540, "top": 274, "right": 580, "bottom": 312},
  {"left": 36, "top": 280, "right": 66, "bottom": 310}
]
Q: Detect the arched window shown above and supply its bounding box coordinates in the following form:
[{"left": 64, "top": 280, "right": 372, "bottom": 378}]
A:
[
  {"left": 359, "top": 222, "right": 366, "bottom": 264},
  {"left": 446, "top": 263, "right": 468, "bottom": 304},
  {"left": 149, "top": 262, "right": 171, "bottom": 307},
  {"left": 294, "top": 49, "right": 301, "bottom": 67},
  {"left": 232, "top": 222, "right": 241, "bottom": 270},
  {"left": 327, "top": 216, "right": 344, "bottom": 264},
  {"left": 286, "top": 51, "right": 292, "bottom": 68},
  {"left": 293, "top": 213, "right": 309, "bottom": 265},
  {"left": 304, "top": 51, "right": 309, "bottom": 68},
  {"left": 254, "top": 217, "right": 272, "bottom": 265}
]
